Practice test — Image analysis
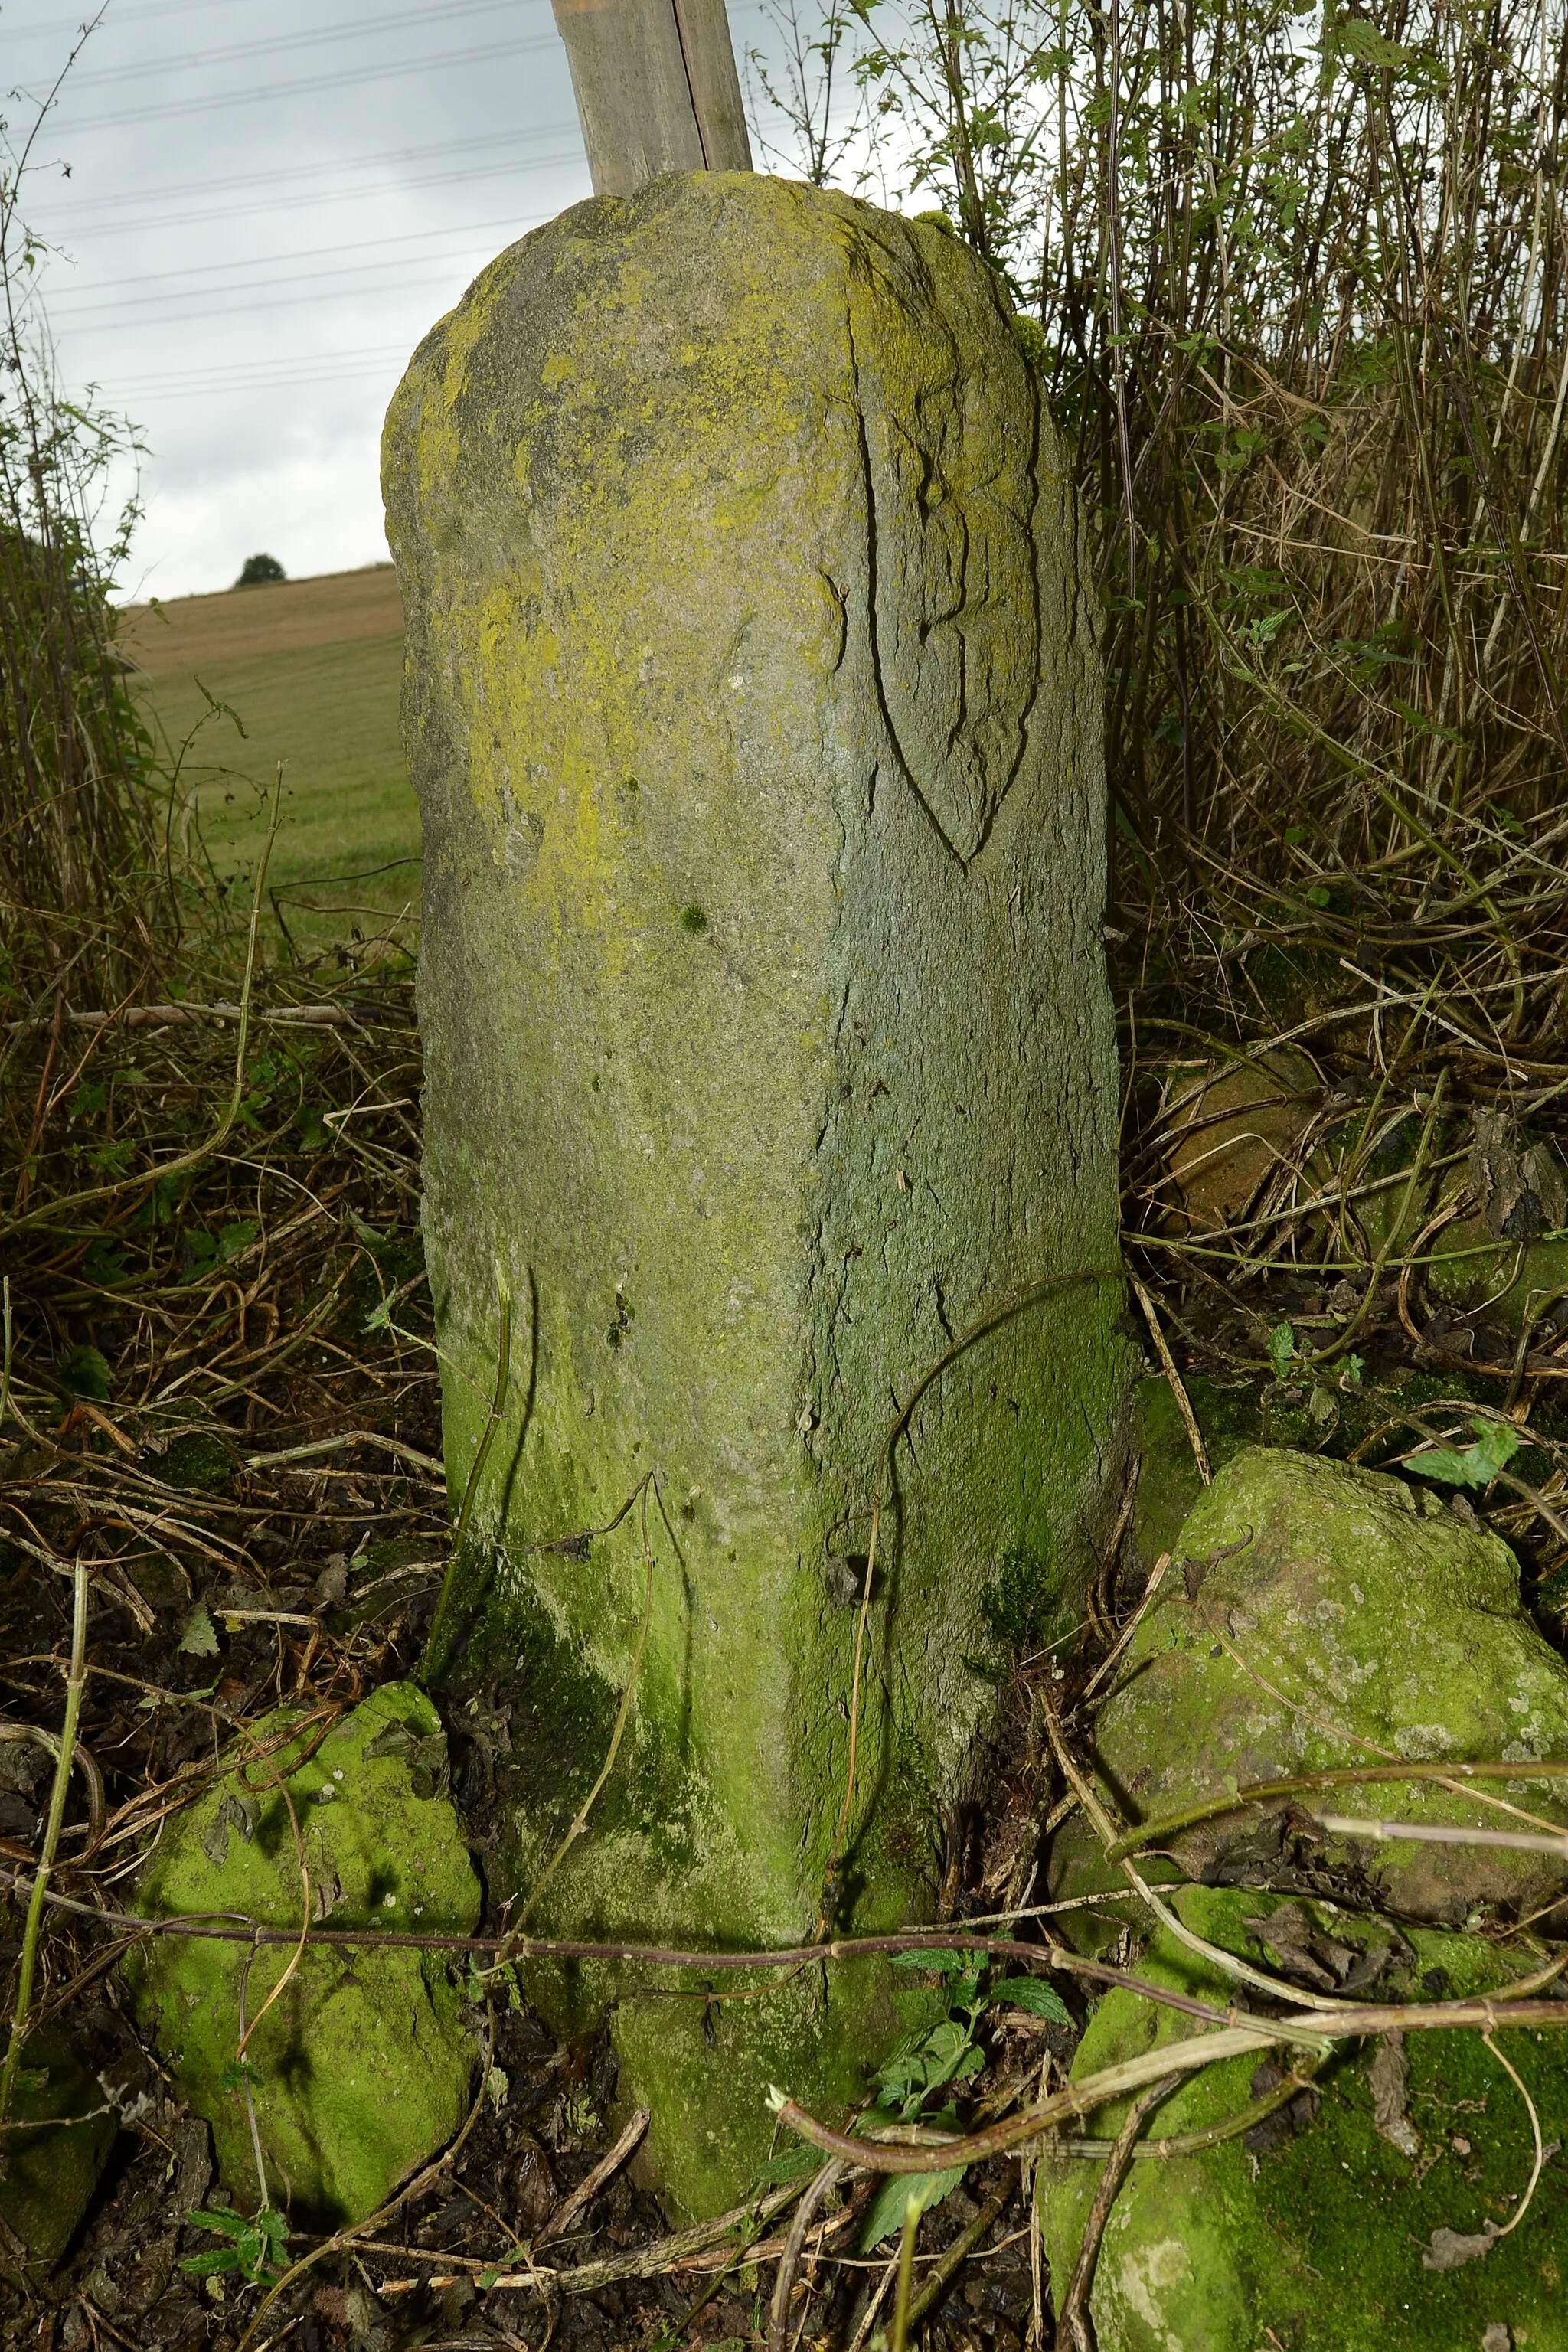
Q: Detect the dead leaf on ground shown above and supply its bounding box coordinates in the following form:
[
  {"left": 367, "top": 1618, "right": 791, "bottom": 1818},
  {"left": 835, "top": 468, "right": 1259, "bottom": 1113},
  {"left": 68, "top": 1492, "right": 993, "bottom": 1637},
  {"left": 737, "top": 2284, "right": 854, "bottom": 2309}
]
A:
[
  {"left": 1422, "top": 2223, "right": 1499, "bottom": 2272},
  {"left": 1369, "top": 2031, "right": 1421, "bottom": 2158}
]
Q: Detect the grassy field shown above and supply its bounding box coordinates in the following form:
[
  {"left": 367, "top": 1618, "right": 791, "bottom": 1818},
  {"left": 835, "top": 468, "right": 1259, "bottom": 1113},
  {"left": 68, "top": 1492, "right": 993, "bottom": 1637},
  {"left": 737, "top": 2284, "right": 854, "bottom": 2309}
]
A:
[{"left": 120, "top": 564, "right": 419, "bottom": 958}]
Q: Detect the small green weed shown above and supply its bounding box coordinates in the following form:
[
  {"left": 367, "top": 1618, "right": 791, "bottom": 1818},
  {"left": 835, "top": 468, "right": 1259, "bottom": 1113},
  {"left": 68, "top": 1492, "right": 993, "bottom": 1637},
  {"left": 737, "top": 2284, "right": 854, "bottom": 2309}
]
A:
[
  {"left": 859, "top": 1951, "right": 1069, "bottom": 2243},
  {"left": 178, "top": 2203, "right": 288, "bottom": 2284},
  {"left": 1409, "top": 1418, "right": 1522, "bottom": 1491}
]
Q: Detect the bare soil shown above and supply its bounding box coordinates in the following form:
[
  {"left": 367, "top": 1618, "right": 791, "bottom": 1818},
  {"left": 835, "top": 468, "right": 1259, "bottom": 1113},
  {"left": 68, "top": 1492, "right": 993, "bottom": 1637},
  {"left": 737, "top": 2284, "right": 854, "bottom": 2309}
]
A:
[{"left": 119, "top": 567, "right": 404, "bottom": 678}]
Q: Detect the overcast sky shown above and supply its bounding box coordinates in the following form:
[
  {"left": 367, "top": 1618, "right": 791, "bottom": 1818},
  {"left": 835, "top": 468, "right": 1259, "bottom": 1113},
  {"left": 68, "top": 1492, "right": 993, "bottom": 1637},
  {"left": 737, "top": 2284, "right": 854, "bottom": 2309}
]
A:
[{"left": 7, "top": 0, "right": 806, "bottom": 600}]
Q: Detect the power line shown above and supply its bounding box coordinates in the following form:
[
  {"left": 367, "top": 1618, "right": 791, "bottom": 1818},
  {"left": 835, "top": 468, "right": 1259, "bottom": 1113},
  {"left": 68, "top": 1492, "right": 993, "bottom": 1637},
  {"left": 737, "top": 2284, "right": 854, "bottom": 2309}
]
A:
[
  {"left": 41, "top": 32, "right": 558, "bottom": 136},
  {"left": 107, "top": 340, "right": 416, "bottom": 391},
  {"left": 48, "top": 209, "right": 564, "bottom": 303},
  {"left": 97, "top": 360, "right": 419, "bottom": 403},
  {"left": 54, "top": 254, "right": 523, "bottom": 335},
  {"left": 106, "top": 364, "right": 412, "bottom": 403},
  {"left": 44, "top": 151, "right": 575, "bottom": 241},
  {"left": 4, "top": 0, "right": 367, "bottom": 35},
  {"left": 45, "top": 0, "right": 538, "bottom": 94},
  {"left": 49, "top": 223, "right": 560, "bottom": 328},
  {"left": 33, "top": 128, "right": 569, "bottom": 225}
]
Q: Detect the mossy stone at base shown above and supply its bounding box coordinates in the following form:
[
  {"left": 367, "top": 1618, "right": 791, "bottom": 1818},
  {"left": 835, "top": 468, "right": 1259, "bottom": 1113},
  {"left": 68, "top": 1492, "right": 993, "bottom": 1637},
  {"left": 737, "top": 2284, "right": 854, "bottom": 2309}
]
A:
[
  {"left": 127, "top": 1682, "right": 480, "bottom": 2224},
  {"left": 384, "top": 168, "right": 1129, "bottom": 2213},
  {"left": 546, "top": 1953, "right": 889, "bottom": 2223},
  {"left": 1132, "top": 1372, "right": 1260, "bottom": 1567},
  {"left": 1429, "top": 1220, "right": 1568, "bottom": 1328},
  {"left": 1040, "top": 1886, "right": 1568, "bottom": 2351},
  {"left": 0, "top": 2027, "right": 116, "bottom": 2277},
  {"left": 1054, "top": 1446, "right": 1568, "bottom": 1936},
  {"left": 1161, "top": 1050, "right": 1321, "bottom": 1234}
]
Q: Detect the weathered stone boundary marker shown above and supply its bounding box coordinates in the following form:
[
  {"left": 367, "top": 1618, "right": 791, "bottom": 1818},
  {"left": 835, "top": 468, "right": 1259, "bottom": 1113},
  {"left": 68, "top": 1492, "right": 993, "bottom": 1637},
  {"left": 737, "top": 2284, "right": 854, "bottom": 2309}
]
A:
[{"left": 382, "top": 163, "right": 1129, "bottom": 2210}]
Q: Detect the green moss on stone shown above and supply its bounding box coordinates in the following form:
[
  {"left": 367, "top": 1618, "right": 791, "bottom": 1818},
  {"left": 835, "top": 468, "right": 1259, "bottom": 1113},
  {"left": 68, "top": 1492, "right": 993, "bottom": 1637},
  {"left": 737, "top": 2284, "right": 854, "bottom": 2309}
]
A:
[
  {"left": 1041, "top": 1886, "right": 1568, "bottom": 2351},
  {"left": 0, "top": 2027, "right": 116, "bottom": 2276},
  {"left": 159, "top": 1429, "right": 236, "bottom": 1493},
  {"left": 1429, "top": 1221, "right": 1568, "bottom": 1326},
  {"left": 384, "top": 171, "right": 1132, "bottom": 2213},
  {"left": 1057, "top": 1446, "right": 1568, "bottom": 1938},
  {"left": 127, "top": 1681, "right": 480, "bottom": 2224},
  {"left": 1133, "top": 1374, "right": 1261, "bottom": 1565}
]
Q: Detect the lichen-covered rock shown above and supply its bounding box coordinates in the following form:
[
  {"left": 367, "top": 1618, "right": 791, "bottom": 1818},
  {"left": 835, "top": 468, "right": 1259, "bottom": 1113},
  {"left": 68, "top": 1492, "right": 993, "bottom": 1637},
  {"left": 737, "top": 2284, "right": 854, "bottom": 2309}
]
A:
[
  {"left": 0, "top": 2027, "right": 116, "bottom": 2278},
  {"left": 1161, "top": 1050, "right": 1320, "bottom": 1233},
  {"left": 1053, "top": 1446, "right": 1568, "bottom": 1933},
  {"left": 1040, "top": 1886, "right": 1568, "bottom": 2351},
  {"left": 1428, "top": 1119, "right": 1568, "bottom": 1328},
  {"left": 381, "top": 171, "right": 1129, "bottom": 2211},
  {"left": 128, "top": 1683, "right": 479, "bottom": 2224}
]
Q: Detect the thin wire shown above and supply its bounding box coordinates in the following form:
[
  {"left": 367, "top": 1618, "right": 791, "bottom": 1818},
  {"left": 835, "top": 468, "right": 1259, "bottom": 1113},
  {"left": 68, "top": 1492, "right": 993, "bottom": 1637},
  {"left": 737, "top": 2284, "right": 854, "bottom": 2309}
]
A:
[
  {"left": 52, "top": 254, "right": 537, "bottom": 338},
  {"left": 103, "top": 345, "right": 421, "bottom": 398},
  {"left": 38, "top": 147, "right": 575, "bottom": 240},
  {"left": 34, "top": 129, "right": 569, "bottom": 224},
  {"left": 21, "top": 0, "right": 537, "bottom": 93},
  {"left": 109, "top": 368, "right": 413, "bottom": 403},
  {"left": 2, "top": 0, "right": 482, "bottom": 32},
  {"left": 42, "top": 31, "right": 557, "bottom": 137},
  {"left": 50, "top": 211, "right": 555, "bottom": 302}
]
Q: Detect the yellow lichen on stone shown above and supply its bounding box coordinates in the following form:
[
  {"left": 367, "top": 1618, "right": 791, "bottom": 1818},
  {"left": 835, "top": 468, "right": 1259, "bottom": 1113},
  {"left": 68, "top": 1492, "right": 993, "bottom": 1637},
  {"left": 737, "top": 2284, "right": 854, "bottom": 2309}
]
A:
[{"left": 384, "top": 171, "right": 1129, "bottom": 2213}]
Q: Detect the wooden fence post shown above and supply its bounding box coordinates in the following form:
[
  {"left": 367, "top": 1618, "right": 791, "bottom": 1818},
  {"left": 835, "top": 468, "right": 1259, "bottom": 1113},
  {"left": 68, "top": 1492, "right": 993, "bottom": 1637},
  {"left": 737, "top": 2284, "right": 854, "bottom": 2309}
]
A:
[{"left": 550, "top": 0, "right": 753, "bottom": 198}]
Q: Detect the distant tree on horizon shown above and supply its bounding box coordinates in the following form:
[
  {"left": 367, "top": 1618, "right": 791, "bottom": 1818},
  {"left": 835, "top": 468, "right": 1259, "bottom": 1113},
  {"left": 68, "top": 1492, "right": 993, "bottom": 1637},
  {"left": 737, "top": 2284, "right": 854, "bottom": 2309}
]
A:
[{"left": 234, "top": 553, "right": 285, "bottom": 588}]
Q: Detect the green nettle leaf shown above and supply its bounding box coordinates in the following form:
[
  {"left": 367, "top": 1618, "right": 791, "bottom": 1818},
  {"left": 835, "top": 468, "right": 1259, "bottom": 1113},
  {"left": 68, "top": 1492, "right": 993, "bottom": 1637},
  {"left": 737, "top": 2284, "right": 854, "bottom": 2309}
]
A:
[
  {"left": 179, "top": 2203, "right": 287, "bottom": 2283},
  {"left": 985, "top": 1976, "right": 1072, "bottom": 2025},
  {"left": 178, "top": 2246, "right": 243, "bottom": 2278},
  {"left": 187, "top": 2209, "right": 243, "bottom": 2235},
  {"left": 477, "top": 2246, "right": 530, "bottom": 2289},
  {"left": 59, "top": 1343, "right": 113, "bottom": 1401},
  {"left": 890, "top": 1948, "right": 969, "bottom": 1975},
  {"left": 1334, "top": 18, "right": 1413, "bottom": 67},
  {"left": 1537, "top": 1563, "right": 1568, "bottom": 1618},
  {"left": 919, "top": 2018, "right": 975, "bottom": 2073},
  {"left": 178, "top": 1604, "right": 220, "bottom": 1658},
  {"left": 1266, "top": 1321, "right": 1297, "bottom": 1379},
  {"left": 1410, "top": 1419, "right": 1522, "bottom": 1490},
  {"left": 861, "top": 2165, "right": 968, "bottom": 2248},
  {"left": 82, "top": 1236, "right": 128, "bottom": 1286},
  {"left": 181, "top": 1230, "right": 219, "bottom": 1281}
]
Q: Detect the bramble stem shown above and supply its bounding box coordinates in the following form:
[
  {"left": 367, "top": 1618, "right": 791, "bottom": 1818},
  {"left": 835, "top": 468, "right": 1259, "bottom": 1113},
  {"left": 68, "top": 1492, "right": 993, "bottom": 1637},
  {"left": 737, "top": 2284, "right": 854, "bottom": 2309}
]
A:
[{"left": 0, "top": 1558, "right": 88, "bottom": 2136}]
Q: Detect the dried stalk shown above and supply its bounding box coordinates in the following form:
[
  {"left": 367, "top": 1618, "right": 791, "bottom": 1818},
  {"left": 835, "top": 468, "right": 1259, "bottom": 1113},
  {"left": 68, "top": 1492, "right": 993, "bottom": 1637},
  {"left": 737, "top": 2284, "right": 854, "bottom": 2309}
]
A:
[{"left": 0, "top": 1560, "right": 87, "bottom": 2132}]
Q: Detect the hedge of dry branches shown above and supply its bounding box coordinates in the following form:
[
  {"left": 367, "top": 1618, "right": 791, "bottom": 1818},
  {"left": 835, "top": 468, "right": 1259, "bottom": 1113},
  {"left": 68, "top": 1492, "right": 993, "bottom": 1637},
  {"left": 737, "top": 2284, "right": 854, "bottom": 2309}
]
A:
[
  {"left": 3, "top": 2, "right": 1568, "bottom": 2337},
  {"left": 0, "top": 52, "right": 173, "bottom": 1020},
  {"left": 751, "top": 0, "right": 1568, "bottom": 1589}
]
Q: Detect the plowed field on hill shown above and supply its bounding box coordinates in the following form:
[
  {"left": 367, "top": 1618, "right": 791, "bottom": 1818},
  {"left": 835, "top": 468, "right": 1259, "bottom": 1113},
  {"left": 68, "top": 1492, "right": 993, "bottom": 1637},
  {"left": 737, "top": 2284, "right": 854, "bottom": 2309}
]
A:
[{"left": 122, "top": 564, "right": 419, "bottom": 955}]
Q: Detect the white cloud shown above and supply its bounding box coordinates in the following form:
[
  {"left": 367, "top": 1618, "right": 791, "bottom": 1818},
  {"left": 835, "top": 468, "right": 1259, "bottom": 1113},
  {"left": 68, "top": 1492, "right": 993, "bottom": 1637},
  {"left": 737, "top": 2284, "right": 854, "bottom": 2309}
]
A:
[
  {"left": 8, "top": 0, "right": 868, "bottom": 599},
  {"left": 12, "top": 0, "right": 589, "bottom": 596}
]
